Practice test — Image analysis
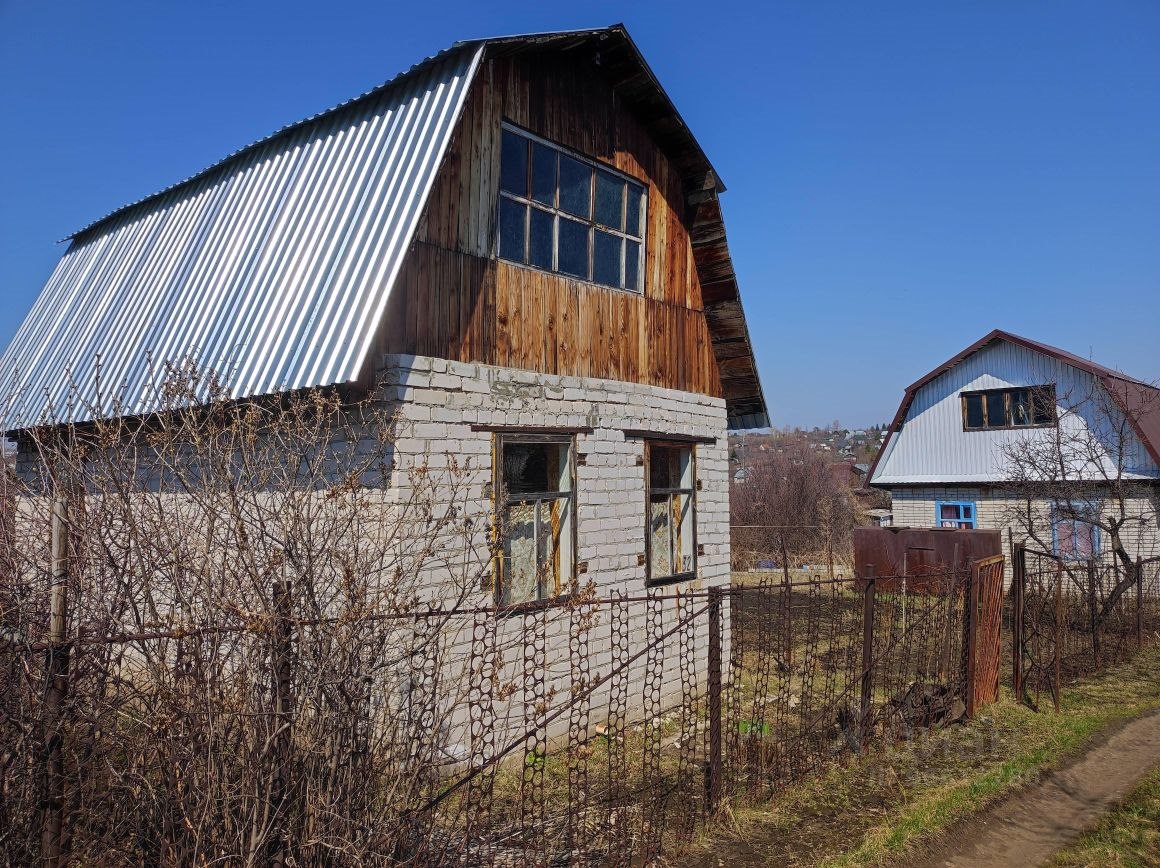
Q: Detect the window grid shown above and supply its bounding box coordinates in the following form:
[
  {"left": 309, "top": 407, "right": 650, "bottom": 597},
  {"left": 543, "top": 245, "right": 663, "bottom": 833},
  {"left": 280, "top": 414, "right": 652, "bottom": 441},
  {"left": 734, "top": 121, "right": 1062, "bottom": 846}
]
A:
[
  {"left": 961, "top": 385, "right": 1057, "bottom": 431},
  {"left": 935, "top": 500, "right": 976, "bottom": 529},
  {"left": 495, "top": 434, "right": 576, "bottom": 608},
  {"left": 497, "top": 123, "right": 646, "bottom": 293},
  {"left": 646, "top": 441, "right": 697, "bottom": 585},
  {"left": 1052, "top": 502, "right": 1102, "bottom": 561}
]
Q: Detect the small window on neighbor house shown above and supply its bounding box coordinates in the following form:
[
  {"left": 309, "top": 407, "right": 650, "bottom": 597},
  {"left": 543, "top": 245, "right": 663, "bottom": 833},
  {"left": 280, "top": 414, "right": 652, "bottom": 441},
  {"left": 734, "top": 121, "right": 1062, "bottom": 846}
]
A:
[
  {"left": 962, "top": 385, "right": 1056, "bottom": 430},
  {"left": 1053, "top": 502, "right": 1101, "bottom": 561},
  {"left": 936, "top": 501, "right": 975, "bottom": 529},
  {"left": 647, "top": 442, "right": 696, "bottom": 583},
  {"left": 497, "top": 123, "right": 646, "bottom": 292},
  {"left": 496, "top": 435, "right": 575, "bottom": 606}
]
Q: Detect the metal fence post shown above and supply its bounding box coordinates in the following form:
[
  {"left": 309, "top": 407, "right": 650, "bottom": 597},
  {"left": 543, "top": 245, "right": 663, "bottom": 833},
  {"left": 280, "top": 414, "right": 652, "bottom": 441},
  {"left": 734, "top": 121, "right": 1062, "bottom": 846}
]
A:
[
  {"left": 705, "top": 586, "right": 723, "bottom": 814},
  {"left": 965, "top": 560, "right": 979, "bottom": 717},
  {"left": 1012, "top": 543, "right": 1025, "bottom": 699},
  {"left": 41, "top": 496, "right": 69, "bottom": 867},
  {"left": 859, "top": 566, "right": 876, "bottom": 750},
  {"left": 1087, "top": 558, "right": 1101, "bottom": 670},
  {"left": 269, "top": 580, "right": 294, "bottom": 867},
  {"left": 1136, "top": 558, "right": 1144, "bottom": 650}
]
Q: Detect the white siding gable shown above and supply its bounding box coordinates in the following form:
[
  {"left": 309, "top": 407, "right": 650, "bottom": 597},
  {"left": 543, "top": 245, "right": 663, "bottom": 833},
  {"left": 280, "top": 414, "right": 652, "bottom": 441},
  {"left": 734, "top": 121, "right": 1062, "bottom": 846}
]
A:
[{"left": 872, "top": 340, "right": 1160, "bottom": 484}]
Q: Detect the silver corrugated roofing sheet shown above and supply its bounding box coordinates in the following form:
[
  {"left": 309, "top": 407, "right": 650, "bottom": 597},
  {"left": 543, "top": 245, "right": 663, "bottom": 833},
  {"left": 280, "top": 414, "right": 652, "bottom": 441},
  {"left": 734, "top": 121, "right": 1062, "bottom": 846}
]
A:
[{"left": 2, "top": 44, "right": 483, "bottom": 429}]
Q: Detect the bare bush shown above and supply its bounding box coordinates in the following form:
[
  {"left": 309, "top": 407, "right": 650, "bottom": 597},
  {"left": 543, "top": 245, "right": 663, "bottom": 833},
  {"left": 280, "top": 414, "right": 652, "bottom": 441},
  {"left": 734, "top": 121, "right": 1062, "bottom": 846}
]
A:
[
  {"left": 0, "top": 369, "right": 510, "bottom": 864},
  {"left": 729, "top": 436, "right": 855, "bottom": 570}
]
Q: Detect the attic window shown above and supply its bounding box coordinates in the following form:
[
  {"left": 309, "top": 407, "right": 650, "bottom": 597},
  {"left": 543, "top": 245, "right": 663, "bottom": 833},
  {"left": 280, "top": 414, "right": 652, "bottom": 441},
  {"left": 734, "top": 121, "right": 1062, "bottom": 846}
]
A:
[
  {"left": 962, "top": 385, "right": 1056, "bottom": 430},
  {"left": 497, "top": 123, "right": 646, "bottom": 292}
]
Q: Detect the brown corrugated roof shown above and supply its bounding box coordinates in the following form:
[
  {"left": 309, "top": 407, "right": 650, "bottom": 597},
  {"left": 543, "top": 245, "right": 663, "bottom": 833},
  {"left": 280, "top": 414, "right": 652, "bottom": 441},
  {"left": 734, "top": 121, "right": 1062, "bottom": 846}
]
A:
[{"left": 867, "top": 329, "right": 1160, "bottom": 485}]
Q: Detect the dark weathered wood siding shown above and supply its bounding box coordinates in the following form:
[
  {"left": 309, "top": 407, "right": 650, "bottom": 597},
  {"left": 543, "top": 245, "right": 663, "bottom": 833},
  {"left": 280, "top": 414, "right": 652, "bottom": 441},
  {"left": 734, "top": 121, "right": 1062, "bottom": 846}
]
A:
[{"left": 375, "top": 52, "right": 722, "bottom": 397}]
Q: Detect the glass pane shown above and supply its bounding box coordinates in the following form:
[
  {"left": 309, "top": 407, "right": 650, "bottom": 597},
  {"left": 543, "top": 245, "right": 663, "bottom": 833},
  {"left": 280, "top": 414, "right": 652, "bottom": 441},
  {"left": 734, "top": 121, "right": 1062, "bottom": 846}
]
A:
[
  {"left": 500, "top": 129, "right": 528, "bottom": 196},
  {"left": 649, "top": 494, "right": 672, "bottom": 578},
  {"left": 964, "top": 394, "right": 984, "bottom": 428},
  {"left": 962, "top": 504, "right": 973, "bottom": 520},
  {"left": 985, "top": 392, "right": 1007, "bottom": 427},
  {"left": 593, "top": 230, "right": 621, "bottom": 287},
  {"left": 557, "top": 218, "right": 589, "bottom": 278},
  {"left": 940, "top": 504, "right": 960, "bottom": 521},
  {"left": 1033, "top": 386, "right": 1055, "bottom": 424},
  {"left": 650, "top": 445, "right": 676, "bottom": 489},
  {"left": 1010, "top": 389, "right": 1030, "bottom": 426},
  {"left": 1077, "top": 524, "right": 1095, "bottom": 559},
  {"left": 624, "top": 240, "right": 640, "bottom": 292},
  {"left": 540, "top": 496, "right": 574, "bottom": 593},
  {"left": 674, "top": 491, "right": 694, "bottom": 573},
  {"left": 529, "top": 208, "right": 554, "bottom": 270},
  {"left": 501, "top": 502, "right": 536, "bottom": 605},
  {"left": 498, "top": 198, "right": 526, "bottom": 263},
  {"left": 626, "top": 184, "right": 643, "bottom": 237},
  {"left": 595, "top": 170, "right": 625, "bottom": 229},
  {"left": 531, "top": 143, "right": 557, "bottom": 206},
  {"left": 503, "top": 441, "right": 565, "bottom": 494},
  {"left": 558, "top": 154, "right": 592, "bottom": 219}
]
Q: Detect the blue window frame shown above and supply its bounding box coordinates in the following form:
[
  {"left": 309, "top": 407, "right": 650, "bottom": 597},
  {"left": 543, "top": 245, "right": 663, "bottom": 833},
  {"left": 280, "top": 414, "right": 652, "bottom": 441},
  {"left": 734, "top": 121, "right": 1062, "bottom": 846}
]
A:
[
  {"left": 1052, "top": 502, "right": 1101, "bottom": 561},
  {"left": 935, "top": 501, "right": 975, "bottom": 529}
]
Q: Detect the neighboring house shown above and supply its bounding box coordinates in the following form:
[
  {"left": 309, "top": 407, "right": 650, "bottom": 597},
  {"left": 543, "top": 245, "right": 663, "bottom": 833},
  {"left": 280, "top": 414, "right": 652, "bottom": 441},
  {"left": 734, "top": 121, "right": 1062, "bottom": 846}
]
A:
[
  {"left": 869, "top": 330, "right": 1160, "bottom": 569},
  {"left": 1, "top": 27, "right": 765, "bottom": 622}
]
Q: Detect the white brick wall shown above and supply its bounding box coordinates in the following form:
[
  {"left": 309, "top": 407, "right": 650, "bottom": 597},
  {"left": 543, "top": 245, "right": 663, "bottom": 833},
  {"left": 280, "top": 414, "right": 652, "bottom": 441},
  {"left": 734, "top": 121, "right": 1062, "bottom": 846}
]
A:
[
  {"left": 377, "top": 353, "right": 731, "bottom": 599},
  {"left": 889, "top": 484, "right": 1160, "bottom": 579},
  {"left": 373, "top": 354, "right": 731, "bottom": 750}
]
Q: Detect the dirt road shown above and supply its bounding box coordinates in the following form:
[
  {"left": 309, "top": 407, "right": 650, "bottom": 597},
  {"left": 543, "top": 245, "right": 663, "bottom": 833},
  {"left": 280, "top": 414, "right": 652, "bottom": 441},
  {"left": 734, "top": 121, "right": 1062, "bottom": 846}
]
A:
[{"left": 910, "top": 709, "right": 1160, "bottom": 867}]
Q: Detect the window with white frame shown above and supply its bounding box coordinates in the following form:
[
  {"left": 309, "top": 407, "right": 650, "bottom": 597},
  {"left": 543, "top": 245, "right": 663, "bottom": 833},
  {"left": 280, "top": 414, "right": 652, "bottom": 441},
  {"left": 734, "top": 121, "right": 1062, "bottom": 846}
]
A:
[
  {"left": 495, "top": 434, "right": 575, "bottom": 606},
  {"left": 1052, "top": 501, "right": 1101, "bottom": 560},
  {"left": 936, "top": 501, "right": 976, "bottom": 529},
  {"left": 497, "top": 124, "right": 646, "bottom": 292},
  {"left": 647, "top": 442, "right": 696, "bottom": 582}
]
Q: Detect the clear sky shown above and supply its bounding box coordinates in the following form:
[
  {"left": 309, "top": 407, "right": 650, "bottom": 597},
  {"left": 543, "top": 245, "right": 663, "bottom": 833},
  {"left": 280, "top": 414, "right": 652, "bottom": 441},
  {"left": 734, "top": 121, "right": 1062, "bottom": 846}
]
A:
[{"left": 1, "top": 1, "right": 1157, "bottom": 429}]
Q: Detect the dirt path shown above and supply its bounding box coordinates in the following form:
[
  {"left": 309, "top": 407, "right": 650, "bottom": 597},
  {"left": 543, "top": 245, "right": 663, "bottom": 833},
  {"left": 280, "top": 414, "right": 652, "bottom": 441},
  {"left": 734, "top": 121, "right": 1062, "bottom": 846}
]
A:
[{"left": 910, "top": 709, "right": 1160, "bottom": 868}]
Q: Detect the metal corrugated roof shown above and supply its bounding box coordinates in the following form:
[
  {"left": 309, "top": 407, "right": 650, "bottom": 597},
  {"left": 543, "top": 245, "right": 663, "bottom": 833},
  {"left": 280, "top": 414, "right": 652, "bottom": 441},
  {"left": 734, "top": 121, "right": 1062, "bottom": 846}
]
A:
[
  {"left": 2, "top": 24, "right": 769, "bottom": 431},
  {"left": 869, "top": 332, "right": 1160, "bottom": 486},
  {"left": 2, "top": 45, "right": 482, "bottom": 429}
]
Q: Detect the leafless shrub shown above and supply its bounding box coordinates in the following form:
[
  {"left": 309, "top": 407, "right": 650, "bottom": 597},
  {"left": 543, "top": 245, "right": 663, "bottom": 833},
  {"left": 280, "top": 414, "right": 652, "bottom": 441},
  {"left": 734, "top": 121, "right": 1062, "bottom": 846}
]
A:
[
  {"left": 0, "top": 366, "right": 511, "bottom": 864},
  {"left": 729, "top": 436, "right": 855, "bottom": 570}
]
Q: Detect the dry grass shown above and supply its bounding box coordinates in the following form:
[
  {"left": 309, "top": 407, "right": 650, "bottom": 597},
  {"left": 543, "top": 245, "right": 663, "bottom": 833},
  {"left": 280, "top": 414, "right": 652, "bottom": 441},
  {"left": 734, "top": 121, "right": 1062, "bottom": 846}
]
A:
[{"left": 673, "top": 645, "right": 1160, "bottom": 867}]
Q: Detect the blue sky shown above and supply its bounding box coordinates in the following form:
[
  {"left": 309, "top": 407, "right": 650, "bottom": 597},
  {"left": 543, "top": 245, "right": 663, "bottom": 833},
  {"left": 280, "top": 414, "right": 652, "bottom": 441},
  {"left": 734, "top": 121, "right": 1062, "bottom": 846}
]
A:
[{"left": 1, "top": 1, "right": 1157, "bottom": 428}]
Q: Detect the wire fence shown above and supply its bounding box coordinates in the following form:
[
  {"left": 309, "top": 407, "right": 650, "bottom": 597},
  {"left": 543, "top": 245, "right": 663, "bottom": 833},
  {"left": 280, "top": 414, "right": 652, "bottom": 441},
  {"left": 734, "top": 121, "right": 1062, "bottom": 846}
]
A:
[
  {"left": 1012, "top": 544, "right": 1160, "bottom": 712},
  {"left": 1, "top": 537, "right": 1000, "bottom": 865}
]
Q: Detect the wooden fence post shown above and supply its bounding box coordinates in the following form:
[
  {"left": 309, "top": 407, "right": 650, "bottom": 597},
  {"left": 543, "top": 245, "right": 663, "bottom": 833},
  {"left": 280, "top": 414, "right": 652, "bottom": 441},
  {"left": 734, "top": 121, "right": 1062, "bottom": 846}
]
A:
[
  {"left": 705, "top": 586, "right": 723, "bottom": 814},
  {"left": 859, "top": 566, "right": 876, "bottom": 750},
  {"left": 41, "top": 496, "right": 69, "bottom": 867},
  {"left": 1012, "top": 544, "right": 1025, "bottom": 699}
]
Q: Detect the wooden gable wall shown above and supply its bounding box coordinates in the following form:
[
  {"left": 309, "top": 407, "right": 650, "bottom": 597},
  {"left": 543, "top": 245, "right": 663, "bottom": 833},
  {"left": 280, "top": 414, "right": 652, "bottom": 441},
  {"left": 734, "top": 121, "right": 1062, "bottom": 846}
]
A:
[{"left": 374, "top": 52, "right": 723, "bottom": 397}]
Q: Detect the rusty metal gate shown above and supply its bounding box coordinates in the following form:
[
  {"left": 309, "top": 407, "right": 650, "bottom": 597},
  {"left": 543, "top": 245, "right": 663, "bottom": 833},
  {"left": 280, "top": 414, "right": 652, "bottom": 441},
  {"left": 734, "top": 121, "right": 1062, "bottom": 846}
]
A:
[{"left": 965, "top": 555, "right": 1005, "bottom": 715}]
